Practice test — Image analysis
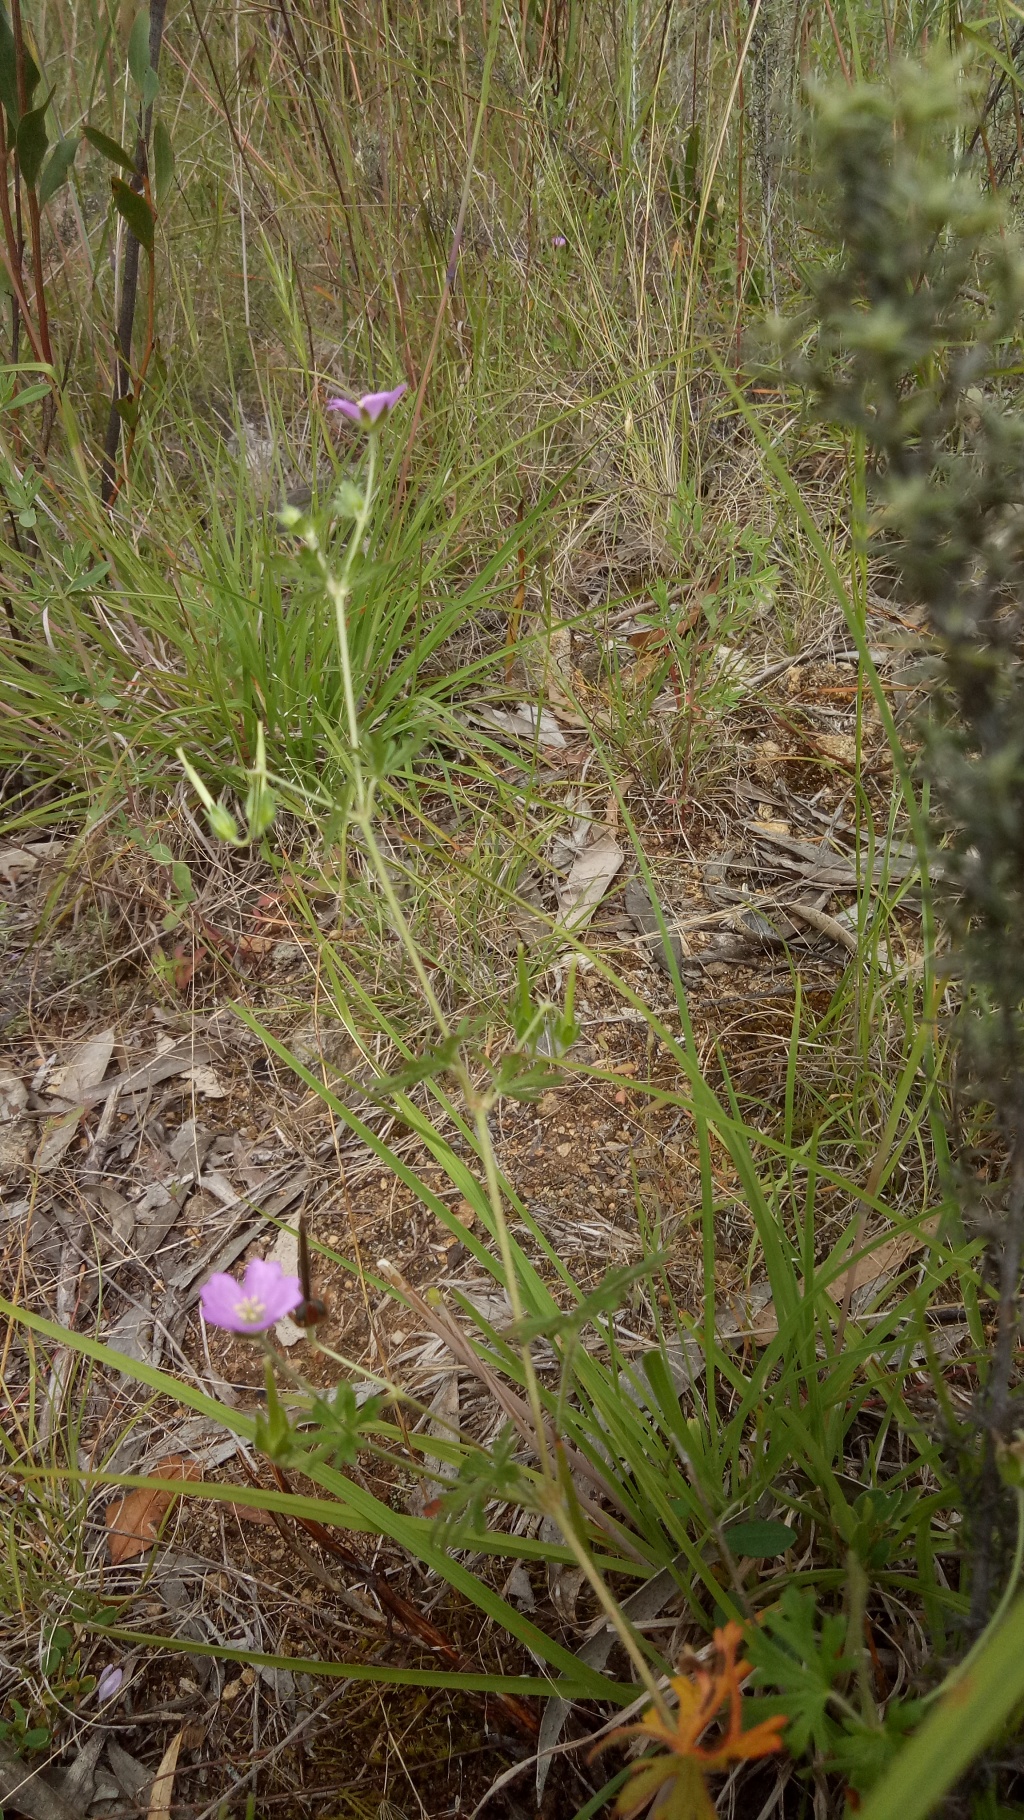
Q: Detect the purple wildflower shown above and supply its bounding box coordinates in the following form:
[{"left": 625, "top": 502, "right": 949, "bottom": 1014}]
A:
[
  {"left": 551, "top": 235, "right": 568, "bottom": 248},
  {"left": 96, "top": 1665, "right": 124, "bottom": 1704},
  {"left": 326, "top": 383, "right": 408, "bottom": 429},
  {"left": 199, "top": 1258, "right": 303, "bottom": 1334}
]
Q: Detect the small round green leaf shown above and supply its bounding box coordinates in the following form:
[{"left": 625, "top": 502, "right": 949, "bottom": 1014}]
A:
[
  {"left": 724, "top": 1519, "right": 795, "bottom": 1558},
  {"left": 170, "top": 860, "right": 193, "bottom": 899},
  {"left": 332, "top": 480, "right": 366, "bottom": 518}
]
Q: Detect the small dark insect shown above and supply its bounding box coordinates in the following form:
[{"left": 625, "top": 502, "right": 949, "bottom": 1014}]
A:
[{"left": 294, "top": 1210, "right": 328, "bottom": 1327}]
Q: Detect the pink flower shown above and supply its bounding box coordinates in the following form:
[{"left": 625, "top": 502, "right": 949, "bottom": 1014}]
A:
[
  {"left": 326, "top": 383, "right": 408, "bottom": 429},
  {"left": 96, "top": 1665, "right": 123, "bottom": 1704},
  {"left": 199, "top": 1258, "right": 303, "bottom": 1334},
  {"left": 551, "top": 235, "right": 568, "bottom": 248}
]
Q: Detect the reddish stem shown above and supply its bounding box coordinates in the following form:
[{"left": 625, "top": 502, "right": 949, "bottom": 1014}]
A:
[
  {"left": 0, "top": 111, "right": 44, "bottom": 364},
  {"left": 9, "top": 0, "right": 52, "bottom": 367}
]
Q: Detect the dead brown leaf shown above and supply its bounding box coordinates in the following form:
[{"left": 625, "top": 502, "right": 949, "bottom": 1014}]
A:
[
  {"left": 722, "top": 1215, "right": 942, "bottom": 1347},
  {"left": 237, "top": 933, "right": 276, "bottom": 962},
  {"left": 146, "top": 1730, "right": 183, "bottom": 1820},
  {"left": 0, "top": 1069, "right": 28, "bottom": 1123},
  {"left": 105, "top": 1455, "right": 199, "bottom": 1564},
  {"left": 32, "top": 1107, "right": 84, "bottom": 1174},
  {"left": 227, "top": 1502, "right": 275, "bottom": 1526},
  {"left": 0, "top": 1122, "right": 30, "bottom": 1180},
  {"left": 170, "top": 941, "right": 208, "bottom": 993},
  {"left": 54, "top": 1029, "right": 116, "bottom": 1101},
  {"left": 0, "top": 847, "right": 40, "bottom": 889},
  {"left": 840, "top": 1214, "right": 941, "bottom": 1296},
  {"left": 554, "top": 831, "right": 624, "bottom": 932},
  {"left": 83, "top": 1037, "right": 213, "bottom": 1106}
]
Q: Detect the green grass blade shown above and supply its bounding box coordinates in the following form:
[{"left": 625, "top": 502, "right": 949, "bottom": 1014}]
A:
[{"left": 857, "top": 1594, "right": 1024, "bottom": 1820}]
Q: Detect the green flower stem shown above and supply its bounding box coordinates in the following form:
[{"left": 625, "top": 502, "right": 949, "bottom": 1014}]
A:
[
  {"left": 472, "top": 1096, "right": 551, "bottom": 1481},
  {"left": 314, "top": 430, "right": 378, "bottom": 768},
  {"left": 307, "top": 433, "right": 450, "bottom": 1035},
  {"left": 351, "top": 805, "right": 453, "bottom": 1037},
  {"left": 545, "top": 1477, "right": 672, "bottom": 1724},
  {"left": 845, "top": 1549, "right": 882, "bottom": 1726},
  {"left": 307, "top": 427, "right": 659, "bottom": 1723},
  {"left": 314, "top": 456, "right": 550, "bottom": 1472}
]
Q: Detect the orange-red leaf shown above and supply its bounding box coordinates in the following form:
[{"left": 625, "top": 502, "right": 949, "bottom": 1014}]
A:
[
  {"left": 602, "top": 1622, "right": 787, "bottom": 1820},
  {"left": 616, "top": 1756, "right": 717, "bottom": 1820}
]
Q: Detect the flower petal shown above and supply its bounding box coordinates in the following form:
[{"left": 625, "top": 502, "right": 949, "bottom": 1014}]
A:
[
  {"left": 326, "top": 397, "right": 364, "bottom": 424},
  {"left": 357, "top": 383, "right": 408, "bottom": 423},
  {"left": 326, "top": 383, "right": 407, "bottom": 429},
  {"left": 96, "top": 1665, "right": 123, "bottom": 1703},
  {"left": 199, "top": 1271, "right": 248, "bottom": 1330},
  {"left": 199, "top": 1259, "right": 302, "bottom": 1332},
  {"left": 239, "top": 1256, "right": 303, "bottom": 1324}
]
